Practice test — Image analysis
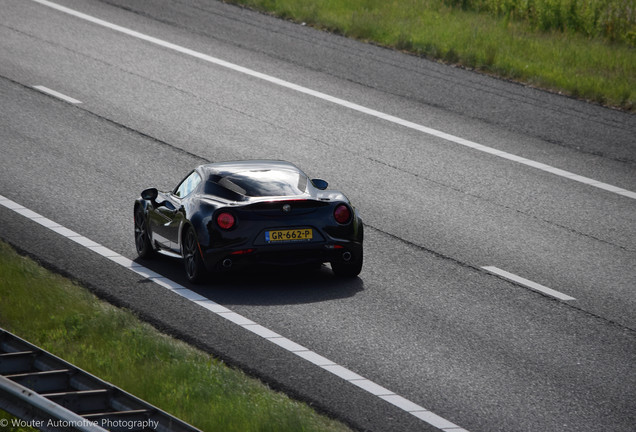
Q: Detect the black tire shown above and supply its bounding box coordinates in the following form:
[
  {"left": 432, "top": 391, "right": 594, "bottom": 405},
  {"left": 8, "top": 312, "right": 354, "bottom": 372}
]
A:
[
  {"left": 331, "top": 247, "right": 363, "bottom": 278},
  {"left": 134, "top": 206, "right": 155, "bottom": 258},
  {"left": 183, "top": 226, "right": 207, "bottom": 283}
]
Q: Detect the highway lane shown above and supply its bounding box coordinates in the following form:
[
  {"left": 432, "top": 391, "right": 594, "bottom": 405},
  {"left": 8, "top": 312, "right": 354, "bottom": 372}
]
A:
[{"left": 1, "top": 1, "right": 635, "bottom": 431}]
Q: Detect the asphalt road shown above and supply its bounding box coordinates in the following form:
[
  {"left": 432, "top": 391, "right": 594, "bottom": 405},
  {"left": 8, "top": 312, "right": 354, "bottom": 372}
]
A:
[{"left": 1, "top": 1, "right": 635, "bottom": 431}]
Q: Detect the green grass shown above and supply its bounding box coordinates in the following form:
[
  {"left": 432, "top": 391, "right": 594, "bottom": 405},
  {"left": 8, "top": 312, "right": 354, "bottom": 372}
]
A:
[
  {"left": 223, "top": 0, "right": 636, "bottom": 110},
  {"left": 444, "top": 0, "right": 635, "bottom": 43},
  {"left": 0, "top": 240, "right": 351, "bottom": 432}
]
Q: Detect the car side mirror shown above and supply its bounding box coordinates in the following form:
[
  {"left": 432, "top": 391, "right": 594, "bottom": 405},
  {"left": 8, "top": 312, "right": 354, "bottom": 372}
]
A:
[
  {"left": 141, "top": 188, "right": 158, "bottom": 201},
  {"left": 312, "top": 179, "right": 328, "bottom": 190}
]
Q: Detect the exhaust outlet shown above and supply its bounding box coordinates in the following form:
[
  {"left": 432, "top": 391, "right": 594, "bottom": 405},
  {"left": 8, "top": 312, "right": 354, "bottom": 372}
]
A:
[
  {"left": 222, "top": 258, "right": 233, "bottom": 269},
  {"left": 342, "top": 251, "right": 352, "bottom": 262}
]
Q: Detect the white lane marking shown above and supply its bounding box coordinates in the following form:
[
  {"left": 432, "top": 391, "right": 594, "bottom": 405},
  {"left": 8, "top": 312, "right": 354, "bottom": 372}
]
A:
[
  {"left": 30, "top": 0, "right": 636, "bottom": 201},
  {"left": 33, "top": 85, "right": 82, "bottom": 104},
  {"left": 482, "top": 266, "right": 576, "bottom": 301},
  {"left": 0, "top": 194, "right": 468, "bottom": 432}
]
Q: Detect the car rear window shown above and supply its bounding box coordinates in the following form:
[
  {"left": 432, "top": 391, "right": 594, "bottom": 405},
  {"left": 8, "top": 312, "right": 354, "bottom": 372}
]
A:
[{"left": 218, "top": 169, "right": 308, "bottom": 197}]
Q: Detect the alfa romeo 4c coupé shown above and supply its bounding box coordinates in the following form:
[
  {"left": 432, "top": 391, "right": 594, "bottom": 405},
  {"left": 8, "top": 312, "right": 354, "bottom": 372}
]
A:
[{"left": 134, "top": 160, "right": 363, "bottom": 283}]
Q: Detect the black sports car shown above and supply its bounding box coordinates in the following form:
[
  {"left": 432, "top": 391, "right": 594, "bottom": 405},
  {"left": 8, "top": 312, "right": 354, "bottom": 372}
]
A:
[{"left": 134, "top": 160, "right": 363, "bottom": 283}]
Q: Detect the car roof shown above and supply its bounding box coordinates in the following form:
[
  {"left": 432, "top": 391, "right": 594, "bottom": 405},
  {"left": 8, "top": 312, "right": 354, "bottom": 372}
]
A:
[
  {"left": 198, "top": 160, "right": 310, "bottom": 200},
  {"left": 199, "top": 160, "right": 302, "bottom": 178}
]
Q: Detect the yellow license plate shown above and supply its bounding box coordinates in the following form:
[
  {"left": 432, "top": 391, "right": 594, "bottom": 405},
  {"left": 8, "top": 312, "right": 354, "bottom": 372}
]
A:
[{"left": 266, "top": 229, "right": 313, "bottom": 242}]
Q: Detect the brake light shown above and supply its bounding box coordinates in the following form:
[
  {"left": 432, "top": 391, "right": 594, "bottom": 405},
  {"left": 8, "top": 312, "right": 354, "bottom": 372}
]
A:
[
  {"left": 231, "top": 249, "right": 255, "bottom": 255},
  {"left": 334, "top": 204, "right": 351, "bottom": 224},
  {"left": 217, "top": 212, "right": 236, "bottom": 230}
]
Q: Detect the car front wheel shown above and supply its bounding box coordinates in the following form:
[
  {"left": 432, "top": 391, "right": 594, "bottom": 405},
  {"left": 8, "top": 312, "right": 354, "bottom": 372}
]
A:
[
  {"left": 134, "top": 206, "right": 155, "bottom": 258},
  {"left": 183, "top": 226, "right": 207, "bottom": 283}
]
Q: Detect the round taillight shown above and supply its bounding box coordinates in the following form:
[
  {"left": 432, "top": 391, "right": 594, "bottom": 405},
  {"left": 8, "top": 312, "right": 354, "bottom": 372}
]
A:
[
  {"left": 217, "top": 212, "right": 235, "bottom": 230},
  {"left": 334, "top": 204, "right": 351, "bottom": 224}
]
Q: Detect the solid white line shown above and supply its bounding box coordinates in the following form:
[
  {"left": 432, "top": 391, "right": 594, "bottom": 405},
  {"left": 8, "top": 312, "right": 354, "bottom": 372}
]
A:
[
  {"left": 482, "top": 266, "right": 576, "bottom": 301},
  {"left": 0, "top": 193, "right": 467, "bottom": 432},
  {"left": 33, "top": 85, "right": 82, "bottom": 104},
  {"left": 30, "top": 0, "right": 636, "bottom": 201}
]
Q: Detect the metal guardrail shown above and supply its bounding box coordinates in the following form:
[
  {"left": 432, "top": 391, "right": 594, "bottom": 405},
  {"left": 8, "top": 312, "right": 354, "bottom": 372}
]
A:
[{"left": 0, "top": 328, "right": 202, "bottom": 432}]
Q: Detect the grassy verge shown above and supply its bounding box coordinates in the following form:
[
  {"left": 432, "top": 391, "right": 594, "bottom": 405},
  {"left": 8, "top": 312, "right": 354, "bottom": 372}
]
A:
[
  {"left": 224, "top": 0, "right": 635, "bottom": 111},
  {"left": 0, "top": 240, "right": 350, "bottom": 432}
]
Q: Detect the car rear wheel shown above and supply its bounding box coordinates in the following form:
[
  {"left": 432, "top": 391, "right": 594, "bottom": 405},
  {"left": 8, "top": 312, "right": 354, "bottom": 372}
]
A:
[
  {"left": 331, "top": 248, "right": 363, "bottom": 278},
  {"left": 134, "top": 206, "right": 155, "bottom": 258},
  {"left": 183, "top": 226, "right": 207, "bottom": 283}
]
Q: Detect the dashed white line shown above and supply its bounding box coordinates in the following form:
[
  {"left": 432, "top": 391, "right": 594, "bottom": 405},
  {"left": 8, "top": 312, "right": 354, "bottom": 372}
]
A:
[
  {"left": 33, "top": 85, "right": 82, "bottom": 104},
  {"left": 482, "top": 266, "right": 576, "bottom": 301},
  {"left": 30, "top": 0, "right": 636, "bottom": 201},
  {"left": 0, "top": 194, "right": 468, "bottom": 432}
]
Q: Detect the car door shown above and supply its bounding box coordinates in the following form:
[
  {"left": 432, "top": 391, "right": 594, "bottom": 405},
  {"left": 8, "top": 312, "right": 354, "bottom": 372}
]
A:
[
  {"left": 147, "top": 190, "right": 179, "bottom": 250},
  {"left": 164, "top": 170, "right": 202, "bottom": 252},
  {"left": 153, "top": 193, "right": 181, "bottom": 252}
]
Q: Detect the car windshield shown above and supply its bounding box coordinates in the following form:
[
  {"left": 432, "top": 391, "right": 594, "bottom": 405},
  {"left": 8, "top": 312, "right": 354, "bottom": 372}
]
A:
[{"left": 217, "top": 169, "right": 308, "bottom": 197}]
